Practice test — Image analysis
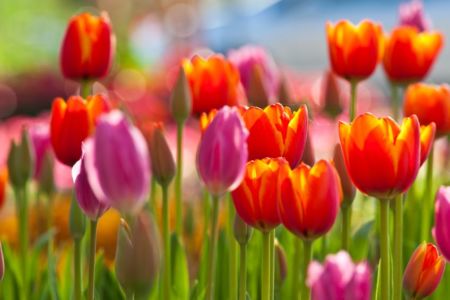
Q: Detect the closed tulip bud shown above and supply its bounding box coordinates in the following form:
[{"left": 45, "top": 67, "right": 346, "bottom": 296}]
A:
[
  {"left": 84, "top": 110, "right": 150, "bottom": 215},
  {"left": 333, "top": 144, "right": 355, "bottom": 205},
  {"left": 8, "top": 129, "right": 34, "bottom": 189},
  {"left": 307, "top": 251, "right": 372, "bottom": 300},
  {"left": 60, "top": 12, "right": 115, "bottom": 80},
  {"left": 197, "top": 106, "right": 248, "bottom": 196},
  {"left": 322, "top": 70, "right": 343, "bottom": 118},
  {"left": 277, "top": 74, "right": 291, "bottom": 105},
  {"left": 275, "top": 240, "right": 288, "bottom": 283},
  {"left": 116, "top": 213, "right": 161, "bottom": 299},
  {"left": 245, "top": 66, "right": 270, "bottom": 107},
  {"left": 433, "top": 186, "right": 450, "bottom": 260},
  {"left": 38, "top": 151, "right": 55, "bottom": 196},
  {"left": 403, "top": 243, "right": 445, "bottom": 299},
  {"left": 147, "top": 124, "right": 175, "bottom": 187},
  {"left": 29, "top": 124, "right": 51, "bottom": 180},
  {"left": 233, "top": 214, "right": 253, "bottom": 245},
  {"left": 0, "top": 242, "right": 4, "bottom": 281},
  {"left": 170, "top": 67, "right": 192, "bottom": 124},
  {"left": 301, "top": 132, "right": 315, "bottom": 167}
]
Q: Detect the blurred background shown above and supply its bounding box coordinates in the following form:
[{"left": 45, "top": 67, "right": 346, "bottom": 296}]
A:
[{"left": 0, "top": 0, "right": 448, "bottom": 119}]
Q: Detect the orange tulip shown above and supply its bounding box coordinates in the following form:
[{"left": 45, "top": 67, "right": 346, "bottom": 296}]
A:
[
  {"left": 419, "top": 124, "right": 436, "bottom": 166},
  {"left": 339, "top": 113, "right": 420, "bottom": 199},
  {"left": 50, "top": 95, "right": 109, "bottom": 166},
  {"left": 279, "top": 160, "right": 342, "bottom": 240},
  {"left": 403, "top": 243, "right": 445, "bottom": 299},
  {"left": 326, "top": 20, "right": 382, "bottom": 80},
  {"left": 183, "top": 54, "right": 243, "bottom": 115},
  {"left": 383, "top": 26, "right": 443, "bottom": 83},
  {"left": 404, "top": 83, "right": 450, "bottom": 137},
  {"left": 231, "top": 158, "right": 289, "bottom": 232},
  {"left": 0, "top": 168, "right": 7, "bottom": 211},
  {"left": 60, "top": 12, "right": 115, "bottom": 80}
]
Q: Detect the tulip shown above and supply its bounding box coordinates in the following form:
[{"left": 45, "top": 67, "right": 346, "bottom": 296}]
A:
[
  {"left": 197, "top": 106, "right": 248, "bottom": 197},
  {"left": 404, "top": 83, "right": 450, "bottom": 137},
  {"left": 84, "top": 110, "right": 150, "bottom": 215},
  {"left": 383, "top": 26, "right": 443, "bottom": 84},
  {"left": 307, "top": 251, "right": 372, "bottom": 300},
  {"left": 233, "top": 214, "right": 253, "bottom": 245},
  {"left": 50, "top": 95, "right": 109, "bottom": 167},
  {"left": 398, "top": 0, "right": 430, "bottom": 32},
  {"left": 7, "top": 129, "right": 34, "bottom": 190},
  {"left": 275, "top": 240, "right": 288, "bottom": 283},
  {"left": 338, "top": 113, "right": 421, "bottom": 199},
  {"left": 228, "top": 45, "right": 279, "bottom": 104},
  {"left": 116, "top": 213, "right": 161, "bottom": 299},
  {"left": 183, "top": 54, "right": 243, "bottom": 115},
  {"left": 0, "top": 168, "right": 7, "bottom": 210},
  {"left": 231, "top": 158, "right": 289, "bottom": 232},
  {"left": 60, "top": 12, "right": 115, "bottom": 80},
  {"left": 433, "top": 186, "right": 450, "bottom": 261},
  {"left": 147, "top": 124, "right": 175, "bottom": 188},
  {"left": 326, "top": 20, "right": 382, "bottom": 81},
  {"left": 29, "top": 124, "right": 51, "bottom": 180},
  {"left": 403, "top": 243, "right": 445, "bottom": 299},
  {"left": 419, "top": 124, "right": 436, "bottom": 166},
  {"left": 322, "top": 70, "right": 343, "bottom": 118}
]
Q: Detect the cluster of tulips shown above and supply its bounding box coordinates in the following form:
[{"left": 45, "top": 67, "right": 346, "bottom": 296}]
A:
[{"left": 0, "top": 0, "right": 449, "bottom": 300}]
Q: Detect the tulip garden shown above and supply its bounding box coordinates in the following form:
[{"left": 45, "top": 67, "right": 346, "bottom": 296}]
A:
[{"left": 0, "top": 0, "right": 449, "bottom": 299}]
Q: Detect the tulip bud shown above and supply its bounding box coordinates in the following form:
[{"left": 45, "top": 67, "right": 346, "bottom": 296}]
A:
[
  {"left": 170, "top": 67, "right": 192, "bottom": 124},
  {"left": 233, "top": 214, "right": 253, "bottom": 245},
  {"left": 29, "top": 124, "right": 51, "bottom": 180},
  {"left": 403, "top": 242, "right": 445, "bottom": 299},
  {"left": 7, "top": 129, "right": 34, "bottom": 189},
  {"left": 246, "top": 66, "right": 270, "bottom": 108},
  {"left": 333, "top": 144, "right": 355, "bottom": 205},
  {"left": 301, "top": 132, "right": 315, "bottom": 167},
  {"left": 322, "top": 70, "right": 343, "bottom": 118},
  {"left": 148, "top": 124, "right": 175, "bottom": 187},
  {"left": 0, "top": 242, "right": 4, "bottom": 281},
  {"left": 274, "top": 240, "right": 287, "bottom": 283},
  {"left": 277, "top": 74, "right": 291, "bottom": 105},
  {"left": 433, "top": 186, "right": 450, "bottom": 260},
  {"left": 115, "top": 213, "right": 161, "bottom": 299},
  {"left": 37, "top": 151, "right": 55, "bottom": 196}
]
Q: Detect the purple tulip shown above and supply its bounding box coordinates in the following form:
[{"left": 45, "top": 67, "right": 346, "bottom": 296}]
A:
[
  {"left": 228, "top": 45, "right": 279, "bottom": 100},
  {"left": 398, "top": 0, "right": 431, "bottom": 32},
  {"left": 72, "top": 149, "right": 109, "bottom": 220},
  {"left": 196, "top": 106, "right": 248, "bottom": 196},
  {"left": 29, "top": 124, "right": 51, "bottom": 179},
  {"left": 307, "top": 251, "right": 372, "bottom": 300},
  {"left": 433, "top": 186, "right": 450, "bottom": 260},
  {"left": 84, "top": 110, "right": 150, "bottom": 215}
]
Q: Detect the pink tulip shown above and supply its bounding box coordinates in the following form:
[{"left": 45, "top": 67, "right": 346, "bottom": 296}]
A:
[
  {"left": 307, "top": 251, "right": 371, "bottom": 300},
  {"left": 72, "top": 149, "right": 109, "bottom": 220},
  {"left": 29, "top": 124, "right": 51, "bottom": 179},
  {"left": 196, "top": 106, "right": 248, "bottom": 196},
  {"left": 433, "top": 186, "right": 450, "bottom": 260},
  {"left": 84, "top": 110, "right": 150, "bottom": 215},
  {"left": 398, "top": 0, "right": 431, "bottom": 32}
]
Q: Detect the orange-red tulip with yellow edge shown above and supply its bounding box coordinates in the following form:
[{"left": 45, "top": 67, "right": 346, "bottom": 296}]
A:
[
  {"left": 339, "top": 113, "right": 421, "bottom": 199},
  {"left": 326, "top": 19, "right": 382, "bottom": 81},
  {"left": 60, "top": 12, "right": 115, "bottom": 80},
  {"left": 419, "top": 123, "right": 436, "bottom": 166},
  {"left": 404, "top": 83, "right": 450, "bottom": 137},
  {"left": 279, "top": 160, "right": 342, "bottom": 240},
  {"left": 403, "top": 242, "right": 445, "bottom": 299},
  {"left": 183, "top": 54, "right": 243, "bottom": 115},
  {"left": 50, "top": 95, "right": 109, "bottom": 167},
  {"left": 383, "top": 26, "right": 443, "bottom": 84},
  {"left": 231, "top": 158, "right": 289, "bottom": 232}
]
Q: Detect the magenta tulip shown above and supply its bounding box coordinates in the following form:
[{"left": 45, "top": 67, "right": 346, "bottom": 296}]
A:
[
  {"left": 398, "top": 0, "right": 430, "bottom": 32},
  {"left": 84, "top": 110, "right": 150, "bottom": 215},
  {"left": 307, "top": 251, "right": 372, "bottom": 300},
  {"left": 433, "top": 186, "right": 450, "bottom": 260},
  {"left": 196, "top": 106, "right": 248, "bottom": 196}
]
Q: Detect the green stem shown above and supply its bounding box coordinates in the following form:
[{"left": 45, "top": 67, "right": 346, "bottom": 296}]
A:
[
  {"left": 301, "top": 239, "right": 313, "bottom": 300},
  {"left": 269, "top": 230, "right": 275, "bottom": 300},
  {"left": 81, "top": 80, "right": 91, "bottom": 98},
  {"left": 262, "top": 231, "right": 271, "bottom": 300},
  {"left": 291, "top": 238, "right": 302, "bottom": 300},
  {"left": 320, "top": 235, "right": 327, "bottom": 260},
  {"left": 390, "top": 82, "right": 400, "bottom": 121},
  {"left": 421, "top": 147, "right": 434, "bottom": 241},
  {"left": 87, "top": 220, "right": 98, "bottom": 300},
  {"left": 341, "top": 204, "right": 351, "bottom": 251},
  {"left": 205, "top": 194, "right": 220, "bottom": 300},
  {"left": 162, "top": 184, "right": 171, "bottom": 300},
  {"left": 149, "top": 177, "right": 156, "bottom": 215},
  {"left": 74, "top": 237, "right": 82, "bottom": 300},
  {"left": 175, "top": 122, "right": 184, "bottom": 235},
  {"left": 349, "top": 79, "right": 358, "bottom": 121},
  {"left": 393, "top": 194, "right": 403, "bottom": 300},
  {"left": 15, "top": 186, "right": 28, "bottom": 300},
  {"left": 228, "top": 199, "right": 237, "bottom": 300},
  {"left": 379, "top": 199, "right": 390, "bottom": 300},
  {"left": 238, "top": 243, "right": 247, "bottom": 300}
]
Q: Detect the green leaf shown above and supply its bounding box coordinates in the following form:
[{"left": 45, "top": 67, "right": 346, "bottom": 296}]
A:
[
  {"left": 170, "top": 233, "right": 190, "bottom": 299},
  {"left": 350, "top": 220, "right": 374, "bottom": 260}
]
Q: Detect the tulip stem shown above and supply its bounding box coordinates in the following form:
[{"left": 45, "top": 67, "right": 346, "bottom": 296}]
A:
[
  {"left": 206, "top": 194, "right": 220, "bottom": 300},
  {"left": 341, "top": 204, "right": 351, "bottom": 251},
  {"left": 162, "top": 184, "right": 171, "bottom": 300},
  {"left": 74, "top": 237, "right": 82, "bottom": 300},
  {"left": 421, "top": 146, "right": 434, "bottom": 241},
  {"left": 228, "top": 199, "right": 238, "bottom": 299},
  {"left": 390, "top": 82, "right": 400, "bottom": 121},
  {"left": 175, "top": 121, "right": 184, "bottom": 235},
  {"left": 301, "top": 239, "right": 313, "bottom": 300},
  {"left": 14, "top": 186, "right": 29, "bottom": 300},
  {"left": 238, "top": 243, "right": 247, "bottom": 300},
  {"left": 291, "top": 238, "right": 302, "bottom": 300},
  {"left": 81, "top": 80, "right": 91, "bottom": 98},
  {"left": 393, "top": 194, "right": 403, "bottom": 300},
  {"left": 269, "top": 230, "right": 275, "bottom": 300},
  {"left": 349, "top": 79, "right": 358, "bottom": 121},
  {"left": 262, "top": 231, "right": 272, "bottom": 300},
  {"left": 149, "top": 177, "right": 156, "bottom": 215},
  {"left": 379, "top": 199, "right": 390, "bottom": 300},
  {"left": 87, "top": 219, "right": 98, "bottom": 300}
]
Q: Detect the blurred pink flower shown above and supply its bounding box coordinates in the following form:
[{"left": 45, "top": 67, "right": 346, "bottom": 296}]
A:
[
  {"left": 399, "top": 0, "right": 431, "bottom": 32},
  {"left": 29, "top": 124, "right": 51, "bottom": 179},
  {"left": 433, "top": 186, "right": 450, "bottom": 260}
]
